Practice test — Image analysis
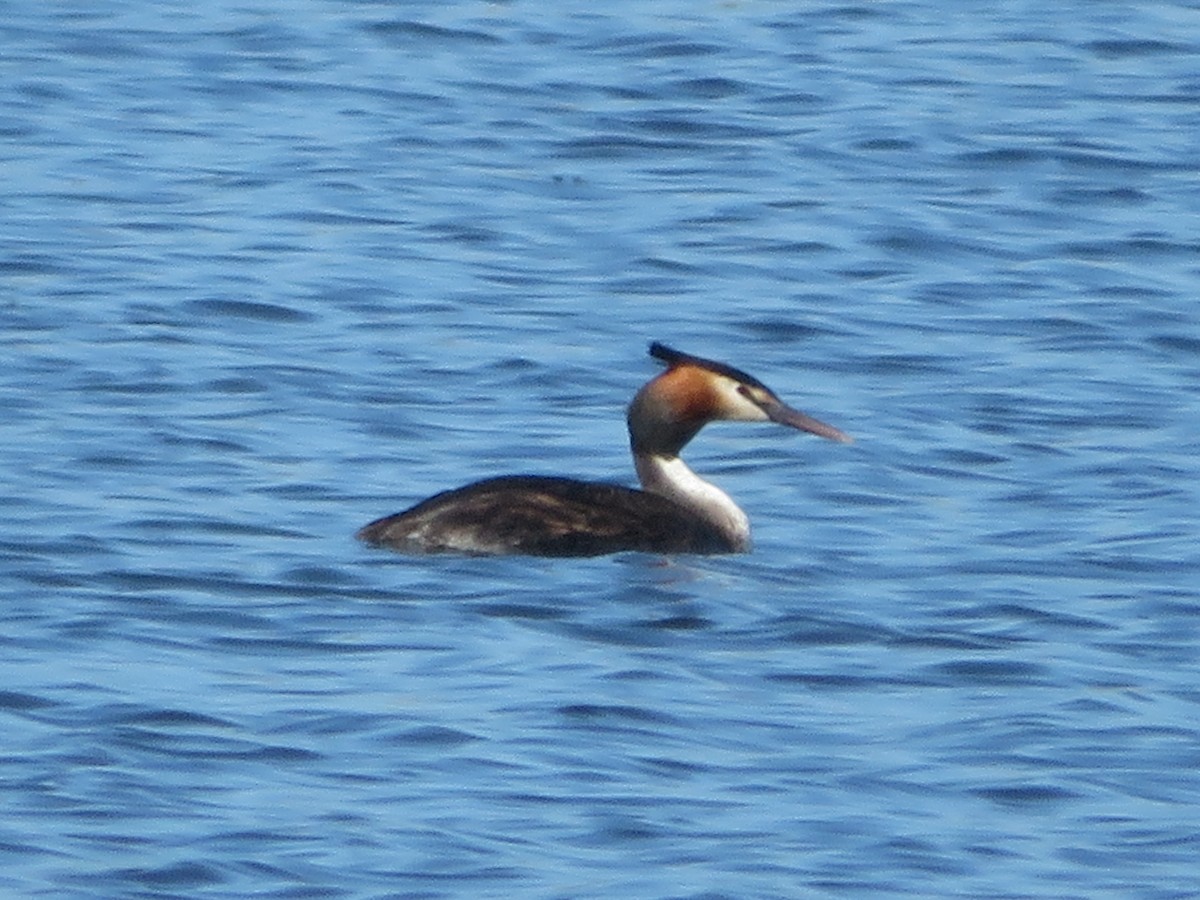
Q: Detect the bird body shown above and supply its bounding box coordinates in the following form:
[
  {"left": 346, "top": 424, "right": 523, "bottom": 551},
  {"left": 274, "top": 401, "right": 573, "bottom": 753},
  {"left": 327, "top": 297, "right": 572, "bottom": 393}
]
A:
[{"left": 357, "top": 343, "right": 850, "bottom": 557}]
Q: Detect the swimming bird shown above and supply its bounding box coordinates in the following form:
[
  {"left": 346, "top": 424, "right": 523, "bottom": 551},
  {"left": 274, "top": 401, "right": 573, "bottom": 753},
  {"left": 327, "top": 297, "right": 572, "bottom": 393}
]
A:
[{"left": 357, "top": 342, "right": 850, "bottom": 556}]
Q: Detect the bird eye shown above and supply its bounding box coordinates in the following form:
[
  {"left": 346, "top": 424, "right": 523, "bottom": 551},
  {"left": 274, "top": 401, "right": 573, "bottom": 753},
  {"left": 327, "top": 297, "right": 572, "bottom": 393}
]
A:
[{"left": 737, "top": 384, "right": 762, "bottom": 405}]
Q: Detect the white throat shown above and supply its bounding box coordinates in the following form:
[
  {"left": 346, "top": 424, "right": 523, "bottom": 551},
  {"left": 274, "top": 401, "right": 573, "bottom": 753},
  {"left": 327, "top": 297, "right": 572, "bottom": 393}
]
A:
[{"left": 634, "top": 454, "right": 751, "bottom": 551}]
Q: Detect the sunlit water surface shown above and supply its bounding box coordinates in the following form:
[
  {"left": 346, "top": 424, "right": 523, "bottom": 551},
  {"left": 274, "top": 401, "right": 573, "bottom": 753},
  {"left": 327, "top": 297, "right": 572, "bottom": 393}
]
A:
[{"left": 3, "top": 1, "right": 1199, "bottom": 897}]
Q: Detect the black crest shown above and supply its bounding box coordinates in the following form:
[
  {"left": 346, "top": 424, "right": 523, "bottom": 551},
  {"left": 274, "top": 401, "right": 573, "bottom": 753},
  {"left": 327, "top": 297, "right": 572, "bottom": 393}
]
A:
[{"left": 648, "top": 342, "right": 771, "bottom": 393}]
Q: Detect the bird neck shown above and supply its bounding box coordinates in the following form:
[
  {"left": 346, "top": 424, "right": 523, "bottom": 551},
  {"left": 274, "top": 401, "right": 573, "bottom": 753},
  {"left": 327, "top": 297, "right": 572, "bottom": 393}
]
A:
[{"left": 633, "top": 453, "right": 751, "bottom": 551}]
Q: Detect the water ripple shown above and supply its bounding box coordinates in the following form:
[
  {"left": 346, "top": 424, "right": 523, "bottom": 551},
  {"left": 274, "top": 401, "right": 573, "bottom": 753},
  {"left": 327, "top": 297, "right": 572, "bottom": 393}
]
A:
[{"left": 4, "top": 1, "right": 1199, "bottom": 897}]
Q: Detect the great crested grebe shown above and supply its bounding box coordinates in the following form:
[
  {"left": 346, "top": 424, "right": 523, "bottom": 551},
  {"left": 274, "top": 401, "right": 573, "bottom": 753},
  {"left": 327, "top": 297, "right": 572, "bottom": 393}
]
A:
[{"left": 357, "top": 342, "right": 851, "bottom": 557}]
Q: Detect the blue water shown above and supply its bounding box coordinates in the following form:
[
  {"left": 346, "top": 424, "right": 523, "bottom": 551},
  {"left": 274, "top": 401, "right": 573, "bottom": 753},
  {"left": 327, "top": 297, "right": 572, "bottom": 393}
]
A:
[{"left": 4, "top": 1, "right": 1200, "bottom": 896}]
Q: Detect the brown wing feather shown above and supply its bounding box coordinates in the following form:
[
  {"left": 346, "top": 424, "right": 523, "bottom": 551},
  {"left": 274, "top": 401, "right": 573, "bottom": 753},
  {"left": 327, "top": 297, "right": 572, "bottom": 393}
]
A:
[{"left": 357, "top": 476, "right": 734, "bottom": 557}]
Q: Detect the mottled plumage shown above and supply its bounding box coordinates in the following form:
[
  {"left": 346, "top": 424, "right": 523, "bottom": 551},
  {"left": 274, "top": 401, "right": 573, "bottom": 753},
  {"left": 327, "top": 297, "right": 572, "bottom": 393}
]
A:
[{"left": 357, "top": 475, "right": 732, "bottom": 556}]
